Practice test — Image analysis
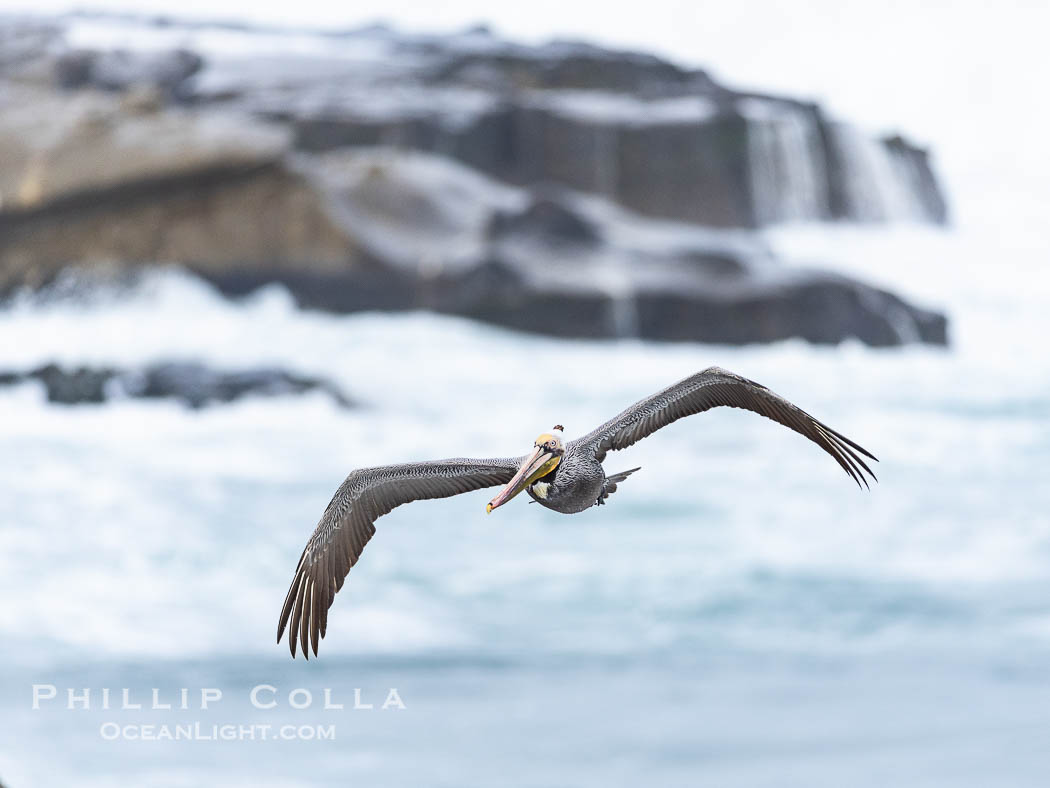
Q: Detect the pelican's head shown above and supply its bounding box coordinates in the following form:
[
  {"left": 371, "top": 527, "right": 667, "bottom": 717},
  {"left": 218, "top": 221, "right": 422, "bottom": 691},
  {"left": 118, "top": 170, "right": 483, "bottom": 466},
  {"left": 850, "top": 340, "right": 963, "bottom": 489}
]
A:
[{"left": 486, "top": 425, "right": 564, "bottom": 513}]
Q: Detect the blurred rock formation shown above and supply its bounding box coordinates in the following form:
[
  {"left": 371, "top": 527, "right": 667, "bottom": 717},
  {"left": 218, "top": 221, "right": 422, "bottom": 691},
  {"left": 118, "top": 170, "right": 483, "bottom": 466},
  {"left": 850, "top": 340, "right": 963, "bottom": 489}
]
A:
[
  {"left": 0, "top": 12, "right": 949, "bottom": 346},
  {"left": 0, "top": 361, "right": 354, "bottom": 408}
]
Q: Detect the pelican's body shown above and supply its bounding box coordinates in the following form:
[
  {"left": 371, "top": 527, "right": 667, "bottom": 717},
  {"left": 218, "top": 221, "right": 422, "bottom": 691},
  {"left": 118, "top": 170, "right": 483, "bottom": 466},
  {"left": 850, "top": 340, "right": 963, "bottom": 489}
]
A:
[
  {"left": 521, "top": 442, "right": 633, "bottom": 514},
  {"left": 279, "top": 367, "right": 877, "bottom": 658}
]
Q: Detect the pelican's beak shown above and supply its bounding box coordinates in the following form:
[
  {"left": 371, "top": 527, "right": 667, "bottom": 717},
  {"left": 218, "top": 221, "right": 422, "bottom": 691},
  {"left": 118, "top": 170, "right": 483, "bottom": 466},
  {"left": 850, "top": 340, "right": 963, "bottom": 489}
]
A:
[{"left": 486, "top": 446, "right": 561, "bottom": 513}]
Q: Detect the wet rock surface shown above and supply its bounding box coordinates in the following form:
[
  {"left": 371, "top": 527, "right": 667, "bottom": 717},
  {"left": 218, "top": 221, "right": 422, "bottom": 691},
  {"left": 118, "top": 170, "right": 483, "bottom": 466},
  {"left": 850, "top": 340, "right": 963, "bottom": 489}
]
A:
[
  {"left": 0, "top": 12, "right": 949, "bottom": 347},
  {"left": 0, "top": 362, "right": 354, "bottom": 408},
  {"left": 55, "top": 47, "right": 203, "bottom": 97}
]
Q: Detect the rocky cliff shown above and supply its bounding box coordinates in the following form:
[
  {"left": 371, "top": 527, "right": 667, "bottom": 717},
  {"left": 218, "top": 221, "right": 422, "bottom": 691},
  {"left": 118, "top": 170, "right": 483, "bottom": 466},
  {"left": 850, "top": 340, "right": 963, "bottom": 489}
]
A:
[{"left": 0, "top": 13, "right": 948, "bottom": 346}]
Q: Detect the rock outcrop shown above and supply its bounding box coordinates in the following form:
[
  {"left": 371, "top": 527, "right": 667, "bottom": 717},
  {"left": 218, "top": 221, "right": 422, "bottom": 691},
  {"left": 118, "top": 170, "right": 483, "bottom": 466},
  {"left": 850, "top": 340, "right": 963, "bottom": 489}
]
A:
[
  {"left": 0, "top": 361, "right": 354, "bottom": 408},
  {"left": 186, "top": 25, "right": 948, "bottom": 228},
  {"left": 0, "top": 13, "right": 949, "bottom": 347}
]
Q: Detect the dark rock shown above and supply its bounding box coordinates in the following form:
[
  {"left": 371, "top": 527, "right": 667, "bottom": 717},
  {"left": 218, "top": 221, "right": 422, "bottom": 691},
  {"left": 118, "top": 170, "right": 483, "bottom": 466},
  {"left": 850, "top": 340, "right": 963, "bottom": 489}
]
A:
[
  {"left": 6, "top": 14, "right": 949, "bottom": 228},
  {"left": 127, "top": 362, "right": 354, "bottom": 409},
  {"left": 27, "top": 14, "right": 950, "bottom": 228},
  {"left": 55, "top": 47, "right": 203, "bottom": 99},
  {"left": 426, "top": 47, "right": 719, "bottom": 96},
  {"left": 0, "top": 20, "right": 60, "bottom": 75},
  {"left": 487, "top": 195, "right": 602, "bottom": 246},
  {"left": 29, "top": 363, "right": 116, "bottom": 404},
  {"left": 633, "top": 273, "right": 948, "bottom": 346},
  {"left": 0, "top": 134, "right": 948, "bottom": 347},
  {"left": 617, "top": 111, "right": 754, "bottom": 226},
  {"left": 677, "top": 249, "right": 749, "bottom": 279},
  {"left": 414, "top": 257, "right": 948, "bottom": 346},
  {"left": 0, "top": 362, "right": 354, "bottom": 408},
  {"left": 0, "top": 18, "right": 951, "bottom": 349},
  {"left": 285, "top": 96, "right": 947, "bottom": 228},
  {"left": 116, "top": 10, "right": 951, "bottom": 229},
  {"left": 185, "top": 250, "right": 947, "bottom": 348},
  {"left": 209, "top": 30, "right": 945, "bottom": 228},
  {"left": 53, "top": 50, "right": 95, "bottom": 89}
]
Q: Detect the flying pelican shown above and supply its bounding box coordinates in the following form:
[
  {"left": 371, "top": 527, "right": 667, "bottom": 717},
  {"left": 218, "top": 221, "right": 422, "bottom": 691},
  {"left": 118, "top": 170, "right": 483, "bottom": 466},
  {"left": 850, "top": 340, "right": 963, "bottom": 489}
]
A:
[{"left": 278, "top": 366, "right": 876, "bottom": 658}]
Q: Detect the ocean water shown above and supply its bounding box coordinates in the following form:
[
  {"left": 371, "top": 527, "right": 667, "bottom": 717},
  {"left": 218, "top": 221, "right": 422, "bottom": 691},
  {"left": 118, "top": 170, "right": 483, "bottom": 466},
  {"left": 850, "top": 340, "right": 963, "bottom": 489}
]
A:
[
  {"left": 4, "top": 6, "right": 1050, "bottom": 787},
  {"left": 1, "top": 213, "right": 1049, "bottom": 786}
]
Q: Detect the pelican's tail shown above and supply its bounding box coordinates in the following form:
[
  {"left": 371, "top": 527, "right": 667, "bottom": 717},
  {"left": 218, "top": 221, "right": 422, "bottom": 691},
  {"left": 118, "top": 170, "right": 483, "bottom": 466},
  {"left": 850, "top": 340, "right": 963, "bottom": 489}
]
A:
[{"left": 597, "top": 467, "right": 641, "bottom": 506}]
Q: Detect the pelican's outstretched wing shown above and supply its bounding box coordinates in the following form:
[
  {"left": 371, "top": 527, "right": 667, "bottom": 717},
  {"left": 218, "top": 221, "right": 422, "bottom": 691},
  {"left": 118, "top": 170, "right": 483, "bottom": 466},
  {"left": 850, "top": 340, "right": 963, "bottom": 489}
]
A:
[
  {"left": 573, "top": 367, "right": 877, "bottom": 487},
  {"left": 278, "top": 456, "right": 523, "bottom": 658}
]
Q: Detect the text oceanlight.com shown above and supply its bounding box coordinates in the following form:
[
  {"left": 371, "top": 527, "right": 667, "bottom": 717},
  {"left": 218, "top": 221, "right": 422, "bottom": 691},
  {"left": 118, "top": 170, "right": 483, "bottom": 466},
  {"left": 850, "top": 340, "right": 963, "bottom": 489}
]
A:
[{"left": 99, "top": 722, "right": 337, "bottom": 741}]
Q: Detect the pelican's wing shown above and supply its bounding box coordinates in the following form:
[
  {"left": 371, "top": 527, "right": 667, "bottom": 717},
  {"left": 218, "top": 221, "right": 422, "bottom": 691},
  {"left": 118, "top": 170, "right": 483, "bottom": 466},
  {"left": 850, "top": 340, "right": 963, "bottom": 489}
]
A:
[
  {"left": 573, "top": 366, "right": 877, "bottom": 487},
  {"left": 277, "top": 456, "right": 523, "bottom": 658}
]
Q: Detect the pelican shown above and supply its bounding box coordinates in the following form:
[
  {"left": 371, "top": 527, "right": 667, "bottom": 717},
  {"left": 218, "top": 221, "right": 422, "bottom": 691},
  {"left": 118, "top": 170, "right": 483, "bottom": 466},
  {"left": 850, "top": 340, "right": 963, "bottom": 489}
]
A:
[{"left": 278, "top": 366, "right": 877, "bottom": 658}]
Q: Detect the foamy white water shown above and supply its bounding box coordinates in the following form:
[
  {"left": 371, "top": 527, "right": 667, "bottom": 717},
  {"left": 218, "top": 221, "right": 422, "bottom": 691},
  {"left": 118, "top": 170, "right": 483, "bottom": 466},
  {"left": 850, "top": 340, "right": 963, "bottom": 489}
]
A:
[{"left": 1, "top": 255, "right": 1048, "bottom": 785}]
